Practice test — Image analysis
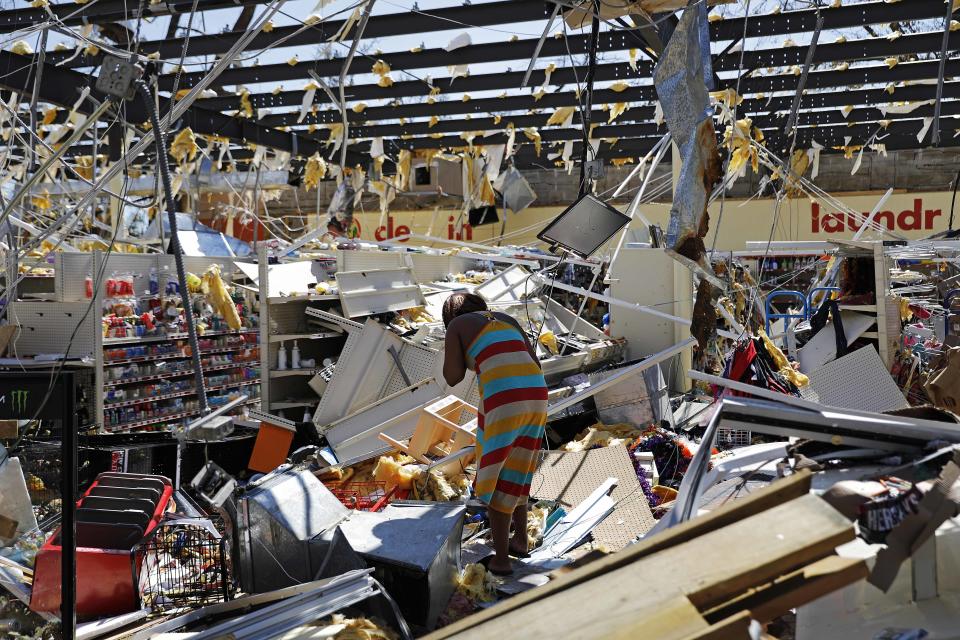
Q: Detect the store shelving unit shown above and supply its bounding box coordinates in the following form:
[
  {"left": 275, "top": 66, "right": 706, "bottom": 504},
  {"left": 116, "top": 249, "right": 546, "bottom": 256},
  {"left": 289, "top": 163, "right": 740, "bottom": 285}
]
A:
[
  {"left": 258, "top": 248, "right": 348, "bottom": 419},
  {"left": 257, "top": 247, "right": 483, "bottom": 420},
  {"left": 9, "top": 251, "right": 262, "bottom": 433}
]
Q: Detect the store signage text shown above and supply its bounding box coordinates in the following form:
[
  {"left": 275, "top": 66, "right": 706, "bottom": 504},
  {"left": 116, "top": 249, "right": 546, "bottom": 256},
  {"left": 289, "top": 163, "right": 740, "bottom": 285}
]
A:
[
  {"left": 811, "top": 199, "right": 942, "bottom": 234},
  {"left": 372, "top": 215, "right": 473, "bottom": 242}
]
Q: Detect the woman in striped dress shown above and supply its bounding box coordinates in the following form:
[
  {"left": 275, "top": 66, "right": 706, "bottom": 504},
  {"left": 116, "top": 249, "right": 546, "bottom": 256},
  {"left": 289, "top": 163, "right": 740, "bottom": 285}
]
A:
[{"left": 442, "top": 292, "right": 547, "bottom": 576}]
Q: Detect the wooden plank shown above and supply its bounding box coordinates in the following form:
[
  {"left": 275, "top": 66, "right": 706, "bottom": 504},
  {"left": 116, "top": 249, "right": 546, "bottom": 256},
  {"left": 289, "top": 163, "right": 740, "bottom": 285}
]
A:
[
  {"left": 423, "top": 470, "right": 812, "bottom": 640},
  {"left": 680, "top": 612, "right": 752, "bottom": 640},
  {"left": 585, "top": 595, "right": 710, "bottom": 640},
  {"left": 440, "top": 492, "right": 853, "bottom": 640},
  {"left": 702, "top": 556, "right": 868, "bottom": 625}
]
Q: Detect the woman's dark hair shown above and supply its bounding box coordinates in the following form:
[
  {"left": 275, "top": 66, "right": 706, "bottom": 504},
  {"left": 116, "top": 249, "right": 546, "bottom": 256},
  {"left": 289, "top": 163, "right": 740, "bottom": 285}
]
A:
[{"left": 442, "top": 292, "right": 487, "bottom": 327}]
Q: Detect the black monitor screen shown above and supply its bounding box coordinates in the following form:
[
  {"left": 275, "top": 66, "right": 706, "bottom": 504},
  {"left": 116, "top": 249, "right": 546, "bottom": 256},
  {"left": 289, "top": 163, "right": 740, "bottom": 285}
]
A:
[
  {"left": 537, "top": 194, "right": 631, "bottom": 258},
  {"left": 469, "top": 206, "right": 499, "bottom": 227}
]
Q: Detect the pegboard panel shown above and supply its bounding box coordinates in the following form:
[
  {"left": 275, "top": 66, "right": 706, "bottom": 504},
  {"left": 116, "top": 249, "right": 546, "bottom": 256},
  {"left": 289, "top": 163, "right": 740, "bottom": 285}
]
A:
[
  {"left": 805, "top": 345, "right": 908, "bottom": 413},
  {"left": 530, "top": 445, "right": 656, "bottom": 551},
  {"left": 409, "top": 253, "right": 456, "bottom": 284},
  {"left": 58, "top": 254, "right": 248, "bottom": 302},
  {"left": 882, "top": 294, "right": 901, "bottom": 368},
  {"left": 57, "top": 253, "right": 94, "bottom": 301},
  {"left": 337, "top": 249, "right": 407, "bottom": 273},
  {"left": 451, "top": 370, "right": 481, "bottom": 408},
  {"left": 180, "top": 256, "right": 225, "bottom": 274},
  {"left": 312, "top": 323, "right": 372, "bottom": 428},
  {"left": 305, "top": 307, "right": 363, "bottom": 332},
  {"left": 268, "top": 301, "right": 314, "bottom": 334},
  {"left": 381, "top": 342, "right": 440, "bottom": 397},
  {"left": 9, "top": 301, "right": 98, "bottom": 358},
  {"left": 60, "top": 253, "right": 165, "bottom": 301}
]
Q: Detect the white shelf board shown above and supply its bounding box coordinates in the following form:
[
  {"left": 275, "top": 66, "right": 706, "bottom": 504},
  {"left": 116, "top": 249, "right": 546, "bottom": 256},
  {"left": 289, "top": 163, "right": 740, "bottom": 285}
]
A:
[
  {"left": 268, "top": 332, "right": 339, "bottom": 343},
  {"left": 269, "top": 399, "right": 319, "bottom": 410},
  {"left": 269, "top": 369, "right": 319, "bottom": 378},
  {"left": 267, "top": 294, "right": 339, "bottom": 304}
]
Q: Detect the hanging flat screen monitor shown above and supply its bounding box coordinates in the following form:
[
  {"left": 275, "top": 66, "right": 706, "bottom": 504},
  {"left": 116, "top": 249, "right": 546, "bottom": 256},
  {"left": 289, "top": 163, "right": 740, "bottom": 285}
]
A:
[
  {"left": 468, "top": 205, "right": 499, "bottom": 227},
  {"left": 537, "top": 194, "right": 631, "bottom": 258}
]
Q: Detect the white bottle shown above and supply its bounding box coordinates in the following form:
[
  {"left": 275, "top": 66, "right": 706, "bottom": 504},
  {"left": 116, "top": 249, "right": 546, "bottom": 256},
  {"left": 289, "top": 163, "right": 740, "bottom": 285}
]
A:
[
  {"left": 277, "top": 341, "right": 288, "bottom": 370},
  {"left": 302, "top": 407, "right": 312, "bottom": 422},
  {"left": 291, "top": 340, "right": 301, "bottom": 370}
]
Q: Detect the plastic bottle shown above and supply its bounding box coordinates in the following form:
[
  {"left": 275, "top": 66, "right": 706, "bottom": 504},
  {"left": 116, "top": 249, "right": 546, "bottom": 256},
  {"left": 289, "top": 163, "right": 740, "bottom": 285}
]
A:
[
  {"left": 277, "top": 341, "right": 288, "bottom": 370},
  {"left": 291, "top": 341, "right": 300, "bottom": 369},
  {"left": 302, "top": 407, "right": 312, "bottom": 422}
]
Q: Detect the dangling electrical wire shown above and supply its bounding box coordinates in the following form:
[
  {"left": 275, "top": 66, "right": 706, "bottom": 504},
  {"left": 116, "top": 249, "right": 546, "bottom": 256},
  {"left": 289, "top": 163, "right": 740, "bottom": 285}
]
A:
[{"left": 136, "top": 79, "right": 208, "bottom": 413}]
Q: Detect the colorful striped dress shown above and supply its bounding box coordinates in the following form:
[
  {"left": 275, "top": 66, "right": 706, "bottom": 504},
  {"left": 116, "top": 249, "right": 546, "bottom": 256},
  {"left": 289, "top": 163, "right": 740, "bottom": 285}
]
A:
[{"left": 465, "top": 312, "right": 548, "bottom": 514}]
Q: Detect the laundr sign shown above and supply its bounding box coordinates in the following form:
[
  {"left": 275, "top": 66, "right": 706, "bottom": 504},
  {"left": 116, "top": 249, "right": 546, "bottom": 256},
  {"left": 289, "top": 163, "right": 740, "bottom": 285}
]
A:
[{"left": 811, "top": 199, "right": 943, "bottom": 234}]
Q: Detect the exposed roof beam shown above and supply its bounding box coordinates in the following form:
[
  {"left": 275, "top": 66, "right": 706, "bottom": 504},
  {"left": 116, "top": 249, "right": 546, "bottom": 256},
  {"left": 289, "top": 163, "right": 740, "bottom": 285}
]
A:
[
  {"left": 0, "top": 51, "right": 336, "bottom": 161},
  {"left": 198, "top": 56, "right": 960, "bottom": 119},
  {"left": 0, "top": 0, "right": 267, "bottom": 34},
  {"left": 159, "top": 28, "right": 958, "bottom": 94},
  {"left": 47, "top": 0, "right": 555, "bottom": 68},
  {"left": 159, "top": 29, "right": 636, "bottom": 91},
  {"left": 46, "top": 0, "right": 948, "bottom": 70}
]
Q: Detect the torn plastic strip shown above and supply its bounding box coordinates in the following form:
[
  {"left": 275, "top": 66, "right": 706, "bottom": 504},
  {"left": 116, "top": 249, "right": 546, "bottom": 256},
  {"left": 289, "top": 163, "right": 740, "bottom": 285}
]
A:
[{"left": 652, "top": 2, "right": 722, "bottom": 289}]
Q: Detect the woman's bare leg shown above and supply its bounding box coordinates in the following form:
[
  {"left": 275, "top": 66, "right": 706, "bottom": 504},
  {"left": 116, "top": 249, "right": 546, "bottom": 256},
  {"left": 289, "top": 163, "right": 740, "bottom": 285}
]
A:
[
  {"left": 487, "top": 508, "right": 513, "bottom": 574},
  {"left": 510, "top": 503, "right": 528, "bottom": 556}
]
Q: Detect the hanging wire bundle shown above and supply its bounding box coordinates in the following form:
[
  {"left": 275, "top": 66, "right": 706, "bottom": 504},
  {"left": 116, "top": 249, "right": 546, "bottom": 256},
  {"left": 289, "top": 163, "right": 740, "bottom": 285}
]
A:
[{"left": 132, "top": 518, "right": 231, "bottom": 612}]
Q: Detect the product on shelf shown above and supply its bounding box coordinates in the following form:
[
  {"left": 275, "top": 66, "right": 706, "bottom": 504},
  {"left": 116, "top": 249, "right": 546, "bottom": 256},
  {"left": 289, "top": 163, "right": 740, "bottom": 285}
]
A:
[{"left": 99, "top": 262, "right": 262, "bottom": 434}]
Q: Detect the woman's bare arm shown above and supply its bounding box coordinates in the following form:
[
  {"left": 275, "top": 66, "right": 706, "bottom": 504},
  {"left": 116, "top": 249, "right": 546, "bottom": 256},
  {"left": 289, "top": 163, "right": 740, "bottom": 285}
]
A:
[{"left": 443, "top": 320, "right": 468, "bottom": 386}]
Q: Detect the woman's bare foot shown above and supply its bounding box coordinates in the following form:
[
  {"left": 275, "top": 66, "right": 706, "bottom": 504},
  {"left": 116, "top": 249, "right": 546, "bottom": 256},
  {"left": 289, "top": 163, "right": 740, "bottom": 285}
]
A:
[
  {"left": 485, "top": 555, "right": 514, "bottom": 576},
  {"left": 509, "top": 534, "right": 528, "bottom": 557}
]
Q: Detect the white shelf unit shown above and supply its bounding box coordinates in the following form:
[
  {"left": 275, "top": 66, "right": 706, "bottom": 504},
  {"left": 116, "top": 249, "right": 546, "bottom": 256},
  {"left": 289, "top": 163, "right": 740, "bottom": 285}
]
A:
[
  {"left": 258, "top": 248, "right": 349, "bottom": 418},
  {"left": 811, "top": 241, "right": 896, "bottom": 368},
  {"left": 9, "top": 251, "right": 262, "bottom": 432}
]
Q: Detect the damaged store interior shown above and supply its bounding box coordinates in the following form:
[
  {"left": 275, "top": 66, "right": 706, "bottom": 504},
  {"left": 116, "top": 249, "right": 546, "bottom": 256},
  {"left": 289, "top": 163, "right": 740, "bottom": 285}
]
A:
[{"left": 3, "top": 0, "right": 960, "bottom": 638}]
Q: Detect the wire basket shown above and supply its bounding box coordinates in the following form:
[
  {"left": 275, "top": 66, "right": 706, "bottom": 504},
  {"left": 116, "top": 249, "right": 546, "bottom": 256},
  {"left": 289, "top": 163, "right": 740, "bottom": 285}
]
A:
[
  {"left": 716, "top": 428, "right": 752, "bottom": 449},
  {"left": 132, "top": 518, "right": 231, "bottom": 612},
  {"left": 328, "top": 481, "right": 399, "bottom": 512}
]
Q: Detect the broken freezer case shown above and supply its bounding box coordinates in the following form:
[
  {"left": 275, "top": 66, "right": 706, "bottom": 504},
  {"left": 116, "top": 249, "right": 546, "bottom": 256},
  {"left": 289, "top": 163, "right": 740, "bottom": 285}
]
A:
[{"left": 233, "top": 465, "right": 350, "bottom": 593}]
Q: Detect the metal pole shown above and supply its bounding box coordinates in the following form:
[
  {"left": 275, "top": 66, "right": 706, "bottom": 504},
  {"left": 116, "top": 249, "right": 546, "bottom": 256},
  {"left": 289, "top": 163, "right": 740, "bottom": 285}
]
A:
[
  {"left": 521, "top": 3, "right": 560, "bottom": 89},
  {"left": 27, "top": 29, "right": 48, "bottom": 172},
  {"left": 338, "top": 0, "right": 376, "bottom": 170},
  {"left": 932, "top": 0, "right": 954, "bottom": 146},
  {"left": 577, "top": 1, "right": 601, "bottom": 197},
  {"left": 137, "top": 80, "right": 208, "bottom": 415},
  {"left": 61, "top": 371, "right": 77, "bottom": 640}
]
